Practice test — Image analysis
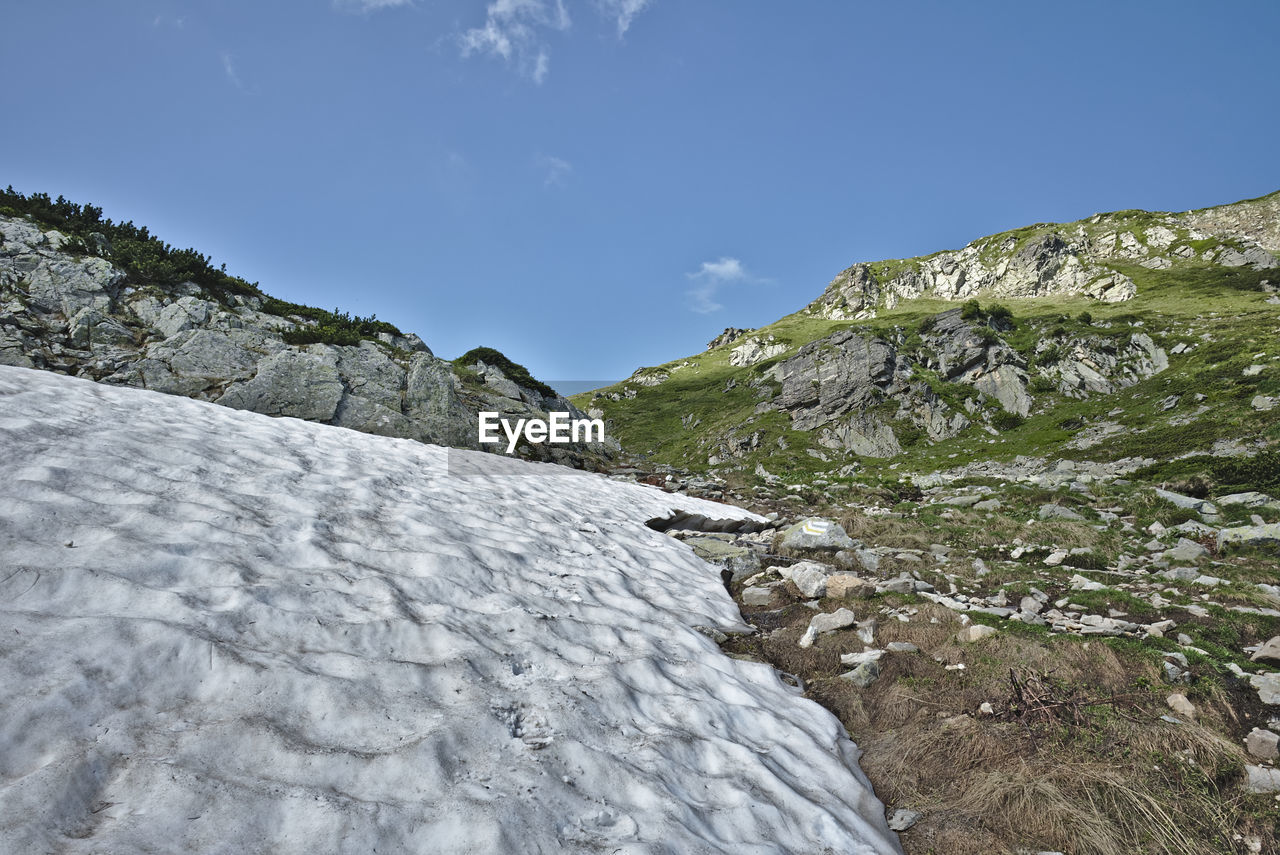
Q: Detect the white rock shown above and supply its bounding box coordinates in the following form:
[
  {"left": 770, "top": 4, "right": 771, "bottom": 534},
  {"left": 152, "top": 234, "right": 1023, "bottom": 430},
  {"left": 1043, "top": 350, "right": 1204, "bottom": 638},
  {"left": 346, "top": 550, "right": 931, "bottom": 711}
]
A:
[
  {"left": 957, "top": 624, "right": 997, "bottom": 643},
  {"left": 798, "top": 608, "right": 857, "bottom": 648},
  {"left": 1245, "top": 727, "right": 1280, "bottom": 761},
  {"left": 1166, "top": 693, "right": 1196, "bottom": 719}
]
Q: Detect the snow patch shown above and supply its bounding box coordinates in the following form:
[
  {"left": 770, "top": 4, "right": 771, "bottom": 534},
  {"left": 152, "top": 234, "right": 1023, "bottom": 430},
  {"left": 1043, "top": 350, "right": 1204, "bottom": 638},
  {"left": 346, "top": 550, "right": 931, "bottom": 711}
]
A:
[{"left": 0, "top": 366, "right": 900, "bottom": 854}]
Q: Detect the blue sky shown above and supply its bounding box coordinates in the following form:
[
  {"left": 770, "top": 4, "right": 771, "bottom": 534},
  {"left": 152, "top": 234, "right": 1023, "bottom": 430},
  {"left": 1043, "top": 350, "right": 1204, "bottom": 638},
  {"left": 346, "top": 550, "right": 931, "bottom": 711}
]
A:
[{"left": 4, "top": 1, "right": 1279, "bottom": 386}]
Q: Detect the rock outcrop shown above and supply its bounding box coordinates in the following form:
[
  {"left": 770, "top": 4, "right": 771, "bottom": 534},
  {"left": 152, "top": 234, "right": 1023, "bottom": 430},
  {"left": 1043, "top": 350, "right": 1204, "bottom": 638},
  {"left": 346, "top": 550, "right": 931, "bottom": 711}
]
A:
[
  {"left": 806, "top": 195, "right": 1278, "bottom": 320},
  {"left": 0, "top": 213, "right": 612, "bottom": 466}
]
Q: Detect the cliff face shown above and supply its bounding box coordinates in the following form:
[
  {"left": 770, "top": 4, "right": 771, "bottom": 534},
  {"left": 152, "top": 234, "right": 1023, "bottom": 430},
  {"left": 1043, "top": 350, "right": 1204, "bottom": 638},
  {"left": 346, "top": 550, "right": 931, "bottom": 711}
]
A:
[
  {"left": 806, "top": 192, "right": 1279, "bottom": 321},
  {"left": 0, "top": 214, "right": 612, "bottom": 467}
]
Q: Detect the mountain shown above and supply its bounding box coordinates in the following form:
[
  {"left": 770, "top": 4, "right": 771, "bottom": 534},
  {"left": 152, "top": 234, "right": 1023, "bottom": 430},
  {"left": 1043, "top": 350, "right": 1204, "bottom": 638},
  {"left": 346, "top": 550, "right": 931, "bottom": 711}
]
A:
[
  {"left": 0, "top": 190, "right": 613, "bottom": 468},
  {"left": 580, "top": 190, "right": 1280, "bottom": 490}
]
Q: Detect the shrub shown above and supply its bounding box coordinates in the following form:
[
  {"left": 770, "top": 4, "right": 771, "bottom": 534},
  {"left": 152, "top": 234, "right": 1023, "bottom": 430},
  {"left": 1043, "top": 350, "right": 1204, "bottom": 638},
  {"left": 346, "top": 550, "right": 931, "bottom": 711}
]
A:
[
  {"left": 0, "top": 186, "right": 259, "bottom": 303},
  {"left": 987, "top": 303, "right": 1015, "bottom": 329},
  {"left": 977, "top": 326, "right": 1002, "bottom": 346},
  {"left": 1030, "top": 376, "right": 1057, "bottom": 394},
  {"left": 1212, "top": 450, "right": 1280, "bottom": 493},
  {"left": 991, "top": 411, "right": 1026, "bottom": 431},
  {"left": 263, "top": 299, "right": 401, "bottom": 347},
  {"left": 960, "top": 299, "right": 982, "bottom": 320},
  {"left": 1077, "top": 310, "right": 1093, "bottom": 325},
  {"left": 454, "top": 346, "right": 557, "bottom": 399}
]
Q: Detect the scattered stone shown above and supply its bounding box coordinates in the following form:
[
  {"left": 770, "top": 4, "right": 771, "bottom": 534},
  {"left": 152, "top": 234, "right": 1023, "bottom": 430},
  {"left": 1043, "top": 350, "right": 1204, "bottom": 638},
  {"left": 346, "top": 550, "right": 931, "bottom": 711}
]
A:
[
  {"left": 887, "top": 642, "right": 919, "bottom": 653},
  {"left": 973, "top": 498, "right": 1002, "bottom": 512},
  {"left": 1045, "top": 550, "right": 1068, "bottom": 567},
  {"left": 798, "top": 608, "right": 857, "bottom": 648},
  {"left": 1250, "top": 673, "right": 1280, "bottom": 705},
  {"left": 826, "top": 574, "right": 876, "bottom": 599},
  {"left": 689, "top": 538, "right": 762, "bottom": 583},
  {"left": 957, "top": 624, "right": 998, "bottom": 643},
  {"left": 940, "top": 494, "right": 983, "bottom": 507},
  {"left": 1218, "top": 491, "right": 1276, "bottom": 508},
  {"left": 886, "top": 808, "right": 922, "bottom": 832},
  {"left": 1252, "top": 636, "right": 1280, "bottom": 666},
  {"left": 1039, "top": 504, "right": 1084, "bottom": 522},
  {"left": 877, "top": 577, "right": 917, "bottom": 595},
  {"left": 840, "top": 659, "right": 882, "bottom": 688},
  {"left": 1252, "top": 395, "right": 1276, "bottom": 412},
  {"left": 1153, "top": 488, "right": 1218, "bottom": 517},
  {"left": 778, "top": 518, "right": 857, "bottom": 555},
  {"left": 855, "top": 619, "right": 877, "bottom": 645},
  {"left": 741, "top": 586, "right": 775, "bottom": 607},
  {"left": 788, "top": 561, "right": 830, "bottom": 598},
  {"left": 1164, "top": 537, "right": 1210, "bottom": 563},
  {"left": 1245, "top": 727, "right": 1280, "bottom": 761},
  {"left": 1245, "top": 765, "right": 1280, "bottom": 794},
  {"left": 840, "top": 649, "right": 885, "bottom": 667},
  {"left": 1218, "top": 523, "right": 1280, "bottom": 551},
  {"left": 1162, "top": 660, "right": 1190, "bottom": 684},
  {"left": 1166, "top": 694, "right": 1196, "bottom": 719},
  {"left": 1069, "top": 574, "right": 1105, "bottom": 591}
]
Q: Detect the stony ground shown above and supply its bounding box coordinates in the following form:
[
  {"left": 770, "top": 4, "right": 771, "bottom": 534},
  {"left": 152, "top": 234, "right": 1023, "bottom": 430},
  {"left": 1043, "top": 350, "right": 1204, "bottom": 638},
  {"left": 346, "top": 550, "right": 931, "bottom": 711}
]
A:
[{"left": 627, "top": 459, "right": 1280, "bottom": 855}]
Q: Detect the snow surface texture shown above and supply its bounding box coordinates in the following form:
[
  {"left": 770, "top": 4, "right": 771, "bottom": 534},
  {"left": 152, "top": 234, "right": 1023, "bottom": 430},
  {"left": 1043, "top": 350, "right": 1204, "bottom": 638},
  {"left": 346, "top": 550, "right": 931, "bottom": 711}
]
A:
[{"left": 0, "top": 366, "right": 901, "bottom": 854}]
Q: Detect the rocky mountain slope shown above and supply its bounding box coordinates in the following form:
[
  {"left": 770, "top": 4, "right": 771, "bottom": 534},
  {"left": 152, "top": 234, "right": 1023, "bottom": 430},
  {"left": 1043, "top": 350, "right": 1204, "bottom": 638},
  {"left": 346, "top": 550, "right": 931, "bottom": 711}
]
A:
[
  {"left": 0, "top": 196, "right": 612, "bottom": 467},
  {"left": 580, "top": 189, "right": 1280, "bottom": 854},
  {"left": 582, "top": 190, "right": 1280, "bottom": 487}
]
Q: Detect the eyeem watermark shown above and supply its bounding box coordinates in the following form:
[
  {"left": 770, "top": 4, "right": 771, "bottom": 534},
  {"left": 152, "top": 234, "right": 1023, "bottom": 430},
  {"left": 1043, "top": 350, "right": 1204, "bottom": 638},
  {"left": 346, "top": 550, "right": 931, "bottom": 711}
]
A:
[{"left": 478, "top": 411, "right": 605, "bottom": 453}]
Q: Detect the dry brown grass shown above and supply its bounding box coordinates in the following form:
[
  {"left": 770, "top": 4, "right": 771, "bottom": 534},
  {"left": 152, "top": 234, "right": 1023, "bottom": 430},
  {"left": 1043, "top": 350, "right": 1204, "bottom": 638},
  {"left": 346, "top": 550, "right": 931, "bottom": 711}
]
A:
[
  {"left": 729, "top": 602, "right": 1275, "bottom": 855},
  {"left": 839, "top": 512, "right": 937, "bottom": 550}
]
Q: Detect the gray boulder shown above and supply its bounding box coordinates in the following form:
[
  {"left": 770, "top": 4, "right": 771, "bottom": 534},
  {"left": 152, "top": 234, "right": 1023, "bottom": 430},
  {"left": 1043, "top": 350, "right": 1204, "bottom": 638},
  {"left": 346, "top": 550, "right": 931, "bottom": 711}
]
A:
[
  {"left": 1245, "top": 765, "right": 1280, "bottom": 794},
  {"left": 405, "top": 353, "right": 475, "bottom": 447},
  {"left": 839, "top": 659, "right": 882, "bottom": 688},
  {"left": 1245, "top": 728, "right": 1279, "bottom": 761},
  {"left": 1217, "top": 491, "right": 1277, "bottom": 508},
  {"left": 1219, "top": 523, "right": 1280, "bottom": 552},
  {"left": 798, "top": 608, "right": 857, "bottom": 648},
  {"left": 153, "top": 295, "right": 213, "bottom": 338},
  {"left": 1154, "top": 488, "right": 1218, "bottom": 516},
  {"left": 1250, "top": 673, "right": 1280, "bottom": 705},
  {"left": 218, "top": 348, "right": 344, "bottom": 421},
  {"left": 1252, "top": 636, "right": 1280, "bottom": 666},
  {"left": 1039, "top": 503, "right": 1084, "bottom": 521},
  {"left": 687, "top": 538, "right": 761, "bottom": 583},
  {"left": 778, "top": 518, "right": 857, "bottom": 555}
]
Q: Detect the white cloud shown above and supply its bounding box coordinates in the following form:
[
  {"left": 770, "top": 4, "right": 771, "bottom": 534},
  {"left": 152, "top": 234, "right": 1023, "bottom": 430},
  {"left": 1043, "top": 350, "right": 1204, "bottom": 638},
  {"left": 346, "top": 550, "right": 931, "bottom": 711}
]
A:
[
  {"left": 460, "top": 0, "right": 570, "bottom": 83},
  {"left": 685, "top": 257, "right": 752, "bottom": 314},
  {"left": 458, "top": 0, "right": 651, "bottom": 82},
  {"left": 596, "top": 0, "right": 650, "bottom": 37},
  {"left": 333, "top": 0, "right": 413, "bottom": 12},
  {"left": 220, "top": 52, "right": 243, "bottom": 89},
  {"left": 536, "top": 154, "right": 572, "bottom": 186}
]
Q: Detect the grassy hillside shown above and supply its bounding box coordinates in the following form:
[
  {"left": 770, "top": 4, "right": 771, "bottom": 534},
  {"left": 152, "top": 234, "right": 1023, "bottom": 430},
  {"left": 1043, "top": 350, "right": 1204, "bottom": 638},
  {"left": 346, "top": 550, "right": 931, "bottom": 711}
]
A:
[{"left": 577, "top": 196, "right": 1280, "bottom": 490}]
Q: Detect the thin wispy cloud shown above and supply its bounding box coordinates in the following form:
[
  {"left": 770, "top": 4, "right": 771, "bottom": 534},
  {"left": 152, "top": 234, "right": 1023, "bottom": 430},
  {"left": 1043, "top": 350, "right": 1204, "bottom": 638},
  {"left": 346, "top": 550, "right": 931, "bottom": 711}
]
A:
[
  {"left": 536, "top": 154, "right": 573, "bottom": 187},
  {"left": 333, "top": 0, "right": 413, "bottom": 12},
  {"left": 460, "top": 0, "right": 570, "bottom": 84},
  {"left": 596, "top": 0, "right": 651, "bottom": 37},
  {"left": 220, "top": 52, "right": 243, "bottom": 89},
  {"left": 458, "top": 0, "right": 651, "bottom": 82},
  {"left": 686, "top": 257, "right": 755, "bottom": 314}
]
